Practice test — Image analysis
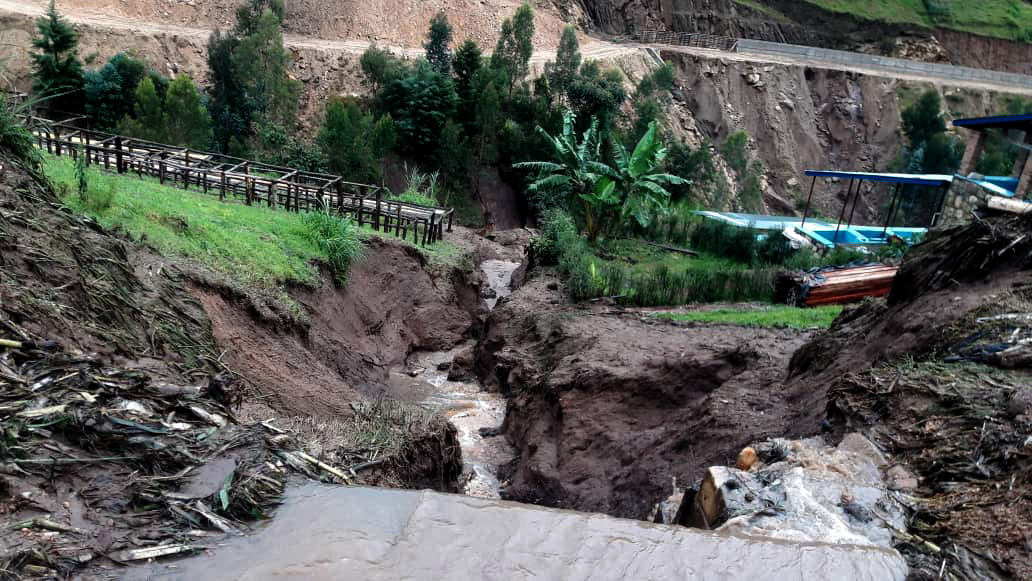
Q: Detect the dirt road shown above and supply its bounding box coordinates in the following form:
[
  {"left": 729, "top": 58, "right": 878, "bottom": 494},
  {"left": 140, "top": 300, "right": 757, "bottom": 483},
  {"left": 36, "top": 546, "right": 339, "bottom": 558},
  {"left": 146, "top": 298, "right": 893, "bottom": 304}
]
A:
[{"left": 3, "top": 0, "right": 1031, "bottom": 95}]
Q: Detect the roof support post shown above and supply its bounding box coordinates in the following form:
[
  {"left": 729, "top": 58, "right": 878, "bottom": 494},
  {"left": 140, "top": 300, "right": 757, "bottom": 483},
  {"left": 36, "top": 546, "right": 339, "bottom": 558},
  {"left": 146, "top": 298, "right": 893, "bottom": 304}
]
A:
[
  {"left": 882, "top": 182, "right": 902, "bottom": 238},
  {"left": 931, "top": 183, "right": 951, "bottom": 227},
  {"left": 959, "top": 130, "right": 987, "bottom": 176},
  {"left": 800, "top": 175, "right": 817, "bottom": 227},
  {"left": 845, "top": 179, "right": 863, "bottom": 230},
  {"left": 832, "top": 178, "right": 854, "bottom": 245}
]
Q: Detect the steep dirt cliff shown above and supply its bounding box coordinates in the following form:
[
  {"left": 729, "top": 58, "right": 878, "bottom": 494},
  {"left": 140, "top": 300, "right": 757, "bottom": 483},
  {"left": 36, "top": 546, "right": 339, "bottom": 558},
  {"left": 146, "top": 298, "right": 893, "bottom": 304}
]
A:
[{"left": 471, "top": 272, "right": 813, "bottom": 518}]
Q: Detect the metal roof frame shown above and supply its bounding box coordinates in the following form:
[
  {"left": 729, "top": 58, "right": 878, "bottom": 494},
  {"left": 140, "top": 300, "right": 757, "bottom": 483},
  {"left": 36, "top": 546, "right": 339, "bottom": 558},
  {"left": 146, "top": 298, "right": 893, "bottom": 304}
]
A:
[
  {"left": 803, "top": 170, "right": 954, "bottom": 187},
  {"left": 952, "top": 113, "right": 1032, "bottom": 132}
]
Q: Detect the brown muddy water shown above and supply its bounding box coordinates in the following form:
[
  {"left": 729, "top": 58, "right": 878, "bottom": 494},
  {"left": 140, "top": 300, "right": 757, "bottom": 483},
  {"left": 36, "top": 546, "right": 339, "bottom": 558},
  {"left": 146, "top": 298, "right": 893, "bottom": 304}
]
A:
[
  {"left": 129, "top": 484, "right": 907, "bottom": 580},
  {"left": 407, "top": 259, "right": 520, "bottom": 498}
]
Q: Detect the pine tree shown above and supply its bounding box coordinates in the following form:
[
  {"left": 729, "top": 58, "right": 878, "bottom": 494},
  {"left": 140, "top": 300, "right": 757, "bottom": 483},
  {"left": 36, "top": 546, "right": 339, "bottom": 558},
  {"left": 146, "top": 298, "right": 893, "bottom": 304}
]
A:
[
  {"left": 490, "top": 3, "right": 534, "bottom": 91},
  {"left": 453, "top": 40, "right": 483, "bottom": 130},
  {"left": 511, "top": 3, "right": 535, "bottom": 85},
  {"left": 207, "top": 30, "right": 248, "bottom": 152},
  {"left": 119, "top": 76, "right": 164, "bottom": 142},
  {"left": 318, "top": 97, "right": 379, "bottom": 183},
  {"left": 163, "top": 75, "right": 213, "bottom": 149},
  {"left": 424, "top": 10, "right": 454, "bottom": 75},
  {"left": 234, "top": 0, "right": 285, "bottom": 36},
  {"left": 475, "top": 81, "right": 501, "bottom": 163},
  {"left": 31, "top": 0, "right": 84, "bottom": 112},
  {"left": 546, "top": 25, "right": 580, "bottom": 103},
  {"left": 233, "top": 8, "right": 301, "bottom": 127}
]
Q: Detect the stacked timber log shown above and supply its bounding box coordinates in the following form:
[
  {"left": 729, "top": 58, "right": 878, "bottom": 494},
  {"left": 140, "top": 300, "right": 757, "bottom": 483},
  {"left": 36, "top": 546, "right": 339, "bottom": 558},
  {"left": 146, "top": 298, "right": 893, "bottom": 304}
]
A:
[{"left": 777, "top": 264, "right": 899, "bottom": 307}]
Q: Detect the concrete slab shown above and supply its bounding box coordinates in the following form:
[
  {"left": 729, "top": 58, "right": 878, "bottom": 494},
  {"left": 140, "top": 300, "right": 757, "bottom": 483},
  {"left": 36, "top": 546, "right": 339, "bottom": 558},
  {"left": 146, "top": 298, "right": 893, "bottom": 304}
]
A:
[{"left": 129, "top": 484, "right": 908, "bottom": 580}]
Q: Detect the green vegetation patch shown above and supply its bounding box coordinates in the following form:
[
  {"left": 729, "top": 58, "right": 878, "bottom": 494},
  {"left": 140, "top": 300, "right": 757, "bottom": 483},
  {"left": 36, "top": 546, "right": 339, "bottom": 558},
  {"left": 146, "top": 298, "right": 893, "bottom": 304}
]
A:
[
  {"left": 802, "top": 0, "right": 1032, "bottom": 42},
  {"left": 45, "top": 155, "right": 350, "bottom": 290},
  {"left": 733, "top": 0, "right": 791, "bottom": 22},
  {"left": 653, "top": 305, "right": 844, "bottom": 329}
]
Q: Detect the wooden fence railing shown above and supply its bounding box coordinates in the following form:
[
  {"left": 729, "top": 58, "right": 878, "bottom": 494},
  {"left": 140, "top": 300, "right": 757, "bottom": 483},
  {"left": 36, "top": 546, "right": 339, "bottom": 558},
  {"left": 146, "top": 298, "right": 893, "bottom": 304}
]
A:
[{"left": 24, "top": 115, "right": 454, "bottom": 246}]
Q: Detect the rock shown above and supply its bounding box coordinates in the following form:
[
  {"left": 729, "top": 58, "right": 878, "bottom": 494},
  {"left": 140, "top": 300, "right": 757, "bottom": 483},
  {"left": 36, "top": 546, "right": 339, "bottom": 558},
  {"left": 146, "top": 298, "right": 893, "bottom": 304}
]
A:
[
  {"left": 436, "top": 361, "right": 451, "bottom": 371},
  {"left": 736, "top": 447, "right": 758, "bottom": 471},
  {"left": 649, "top": 488, "right": 686, "bottom": 525},
  {"left": 689, "top": 466, "right": 770, "bottom": 529},
  {"left": 885, "top": 464, "right": 918, "bottom": 491},
  {"left": 546, "top": 281, "right": 559, "bottom": 291},
  {"left": 689, "top": 435, "right": 907, "bottom": 551},
  {"left": 480, "top": 287, "right": 498, "bottom": 299},
  {"left": 1007, "top": 386, "right": 1032, "bottom": 417},
  {"left": 447, "top": 345, "right": 475, "bottom": 382}
]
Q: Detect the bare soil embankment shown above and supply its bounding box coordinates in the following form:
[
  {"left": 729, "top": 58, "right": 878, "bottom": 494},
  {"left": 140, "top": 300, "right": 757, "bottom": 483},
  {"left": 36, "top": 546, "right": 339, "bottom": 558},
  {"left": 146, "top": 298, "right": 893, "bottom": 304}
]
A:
[
  {"left": 785, "top": 214, "right": 1032, "bottom": 579},
  {"left": 469, "top": 270, "right": 816, "bottom": 518}
]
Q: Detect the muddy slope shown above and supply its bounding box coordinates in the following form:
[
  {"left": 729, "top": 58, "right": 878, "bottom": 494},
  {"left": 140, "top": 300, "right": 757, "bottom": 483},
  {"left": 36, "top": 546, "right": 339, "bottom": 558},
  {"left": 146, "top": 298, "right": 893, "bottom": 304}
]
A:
[
  {"left": 0, "top": 156, "right": 218, "bottom": 380},
  {"left": 472, "top": 272, "right": 813, "bottom": 518},
  {"left": 194, "top": 239, "right": 479, "bottom": 418},
  {"left": 580, "top": 0, "right": 1032, "bottom": 75},
  {"left": 784, "top": 214, "right": 1032, "bottom": 579},
  {"left": 664, "top": 53, "right": 905, "bottom": 219}
]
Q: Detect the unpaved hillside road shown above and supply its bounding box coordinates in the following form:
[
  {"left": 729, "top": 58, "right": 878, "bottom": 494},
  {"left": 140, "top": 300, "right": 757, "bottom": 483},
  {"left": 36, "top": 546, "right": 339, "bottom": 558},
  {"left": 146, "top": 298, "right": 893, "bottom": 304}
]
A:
[
  {"left": 0, "top": 0, "right": 637, "bottom": 64},
  {"left": 3, "top": 0, "right": 1030, "bottom": 95}
]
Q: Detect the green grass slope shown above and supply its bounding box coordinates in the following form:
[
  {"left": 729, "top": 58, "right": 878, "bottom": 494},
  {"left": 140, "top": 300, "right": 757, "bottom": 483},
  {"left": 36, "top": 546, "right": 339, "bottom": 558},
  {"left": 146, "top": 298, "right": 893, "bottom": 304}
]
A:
[{"left": 801, "top": 0, "right": 1032, "bottom": 41}]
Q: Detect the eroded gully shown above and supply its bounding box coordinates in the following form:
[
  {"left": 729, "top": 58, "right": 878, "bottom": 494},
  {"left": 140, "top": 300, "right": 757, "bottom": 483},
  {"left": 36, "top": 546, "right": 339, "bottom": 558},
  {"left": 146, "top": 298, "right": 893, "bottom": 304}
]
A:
[{"left": 394, "top": 258, "right": 520, "bottom": 498}]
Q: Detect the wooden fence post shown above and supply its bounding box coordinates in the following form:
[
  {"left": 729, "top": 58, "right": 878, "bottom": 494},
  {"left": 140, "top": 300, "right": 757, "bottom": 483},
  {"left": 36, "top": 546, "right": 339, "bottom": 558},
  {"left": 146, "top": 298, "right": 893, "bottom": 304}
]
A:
[
  {"left": 395, "top": 204, "right": 402, "bottom": 236},
  {"left": 159, "top": 158, "right": 166, "bottom": 184},
  {"left": 335, "top": 180, "right": 343, "bottom": 210},
  {"left": 84, "top": 133, "right": 91, "bottom": 166},
  {"left": 357, "top": 193, "right": 364, "bottom": 226},
  {"left": 54, "top": 126, "right": 61, "bottom": 156},
  {"left": 374, "top": 189, "right": 382, "bottom": 231},
  {"left": 115, "top": 137, "right": 124, "bottom": 173},
  {"left": 220, "top": 170, "right": 226, "bottom": 201}
]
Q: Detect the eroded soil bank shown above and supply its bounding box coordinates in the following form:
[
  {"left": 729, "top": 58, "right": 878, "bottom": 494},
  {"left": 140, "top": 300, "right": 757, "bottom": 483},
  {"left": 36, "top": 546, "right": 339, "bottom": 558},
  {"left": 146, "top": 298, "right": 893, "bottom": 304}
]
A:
[
  {"left": 784, "top": 214, "right": 1032, "bottom": 579},
  {"left": 469, "top": 269, "right": 818, "bottom": 518}
]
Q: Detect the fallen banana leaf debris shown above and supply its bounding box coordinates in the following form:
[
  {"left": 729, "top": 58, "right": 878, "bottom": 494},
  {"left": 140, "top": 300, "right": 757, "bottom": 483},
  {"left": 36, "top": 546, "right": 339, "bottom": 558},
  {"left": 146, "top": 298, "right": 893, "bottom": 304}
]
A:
[{"left": 0, "top": 319, "right": 408, "bottom": 578}]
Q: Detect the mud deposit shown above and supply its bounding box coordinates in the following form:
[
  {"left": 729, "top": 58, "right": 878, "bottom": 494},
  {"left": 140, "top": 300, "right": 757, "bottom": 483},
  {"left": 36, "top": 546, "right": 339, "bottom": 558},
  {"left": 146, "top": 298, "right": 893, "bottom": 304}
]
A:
[{"left": 129, "top": 483, "right": 907, "bottom": 580}]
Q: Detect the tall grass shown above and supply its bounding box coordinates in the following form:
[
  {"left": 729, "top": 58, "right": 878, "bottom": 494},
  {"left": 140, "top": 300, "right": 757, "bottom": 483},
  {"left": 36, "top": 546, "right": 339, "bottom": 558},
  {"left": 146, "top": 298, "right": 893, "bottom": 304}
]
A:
[
  {"left": 299, "top": 209, "right": 364, "bottom": 286},
  {"left": 0, "top": 95, "right": 42, "bottom": 171},
  {"left": 545, "top": 211, "right": 777, "bottom": 306}
]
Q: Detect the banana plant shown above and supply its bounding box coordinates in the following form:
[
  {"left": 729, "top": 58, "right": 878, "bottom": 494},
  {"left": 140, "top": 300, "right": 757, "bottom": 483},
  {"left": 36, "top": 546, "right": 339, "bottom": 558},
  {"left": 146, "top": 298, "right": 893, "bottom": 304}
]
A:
[
  {"left": 515, "top": 113, "right": 687, "bottom": 241},
  {"left": 596, "top": 120, "right": 689, "bottom": 231},
  {"left": 513, "top": 111, "right": 615, "bottom": 241}
]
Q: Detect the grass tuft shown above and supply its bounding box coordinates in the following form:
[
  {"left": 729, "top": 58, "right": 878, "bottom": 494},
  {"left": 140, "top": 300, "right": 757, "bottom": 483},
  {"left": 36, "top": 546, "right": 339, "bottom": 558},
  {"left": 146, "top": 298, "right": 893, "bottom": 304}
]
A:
[{"left": 300, "top": 209, "right": 364, "bottom": 286}]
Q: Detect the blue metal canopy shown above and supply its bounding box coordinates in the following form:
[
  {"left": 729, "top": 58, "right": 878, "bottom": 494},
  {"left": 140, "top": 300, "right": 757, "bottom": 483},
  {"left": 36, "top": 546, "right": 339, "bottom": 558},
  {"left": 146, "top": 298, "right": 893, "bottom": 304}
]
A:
[
  {"left": 952, "top": 113, "right": 1032, "bottom": 132},
  {"left": 804, "top": 170, "right": 954, "bottom": 187}
]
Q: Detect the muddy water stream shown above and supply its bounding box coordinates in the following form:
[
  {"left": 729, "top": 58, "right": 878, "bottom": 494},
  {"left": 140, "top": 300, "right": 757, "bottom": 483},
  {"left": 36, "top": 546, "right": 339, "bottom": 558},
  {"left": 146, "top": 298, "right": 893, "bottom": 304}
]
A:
[{"left": 393, "top": 259, "right": 520, "bottom": 498}]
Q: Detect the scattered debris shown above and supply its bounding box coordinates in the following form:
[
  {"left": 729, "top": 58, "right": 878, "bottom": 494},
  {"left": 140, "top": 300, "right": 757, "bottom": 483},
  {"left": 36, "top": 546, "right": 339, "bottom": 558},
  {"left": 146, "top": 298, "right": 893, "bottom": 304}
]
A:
[
  {"left": 664, "top": 434, "right": 906, "bottom": 551},
  {"left": 0, "top": 318, "right": 395, "bottom": 577}
]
